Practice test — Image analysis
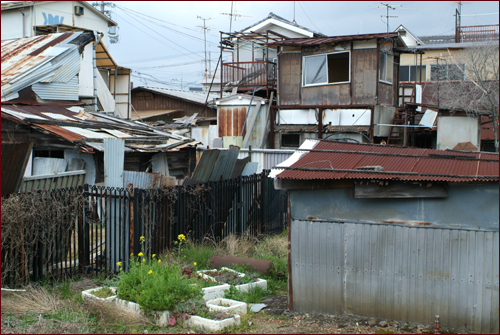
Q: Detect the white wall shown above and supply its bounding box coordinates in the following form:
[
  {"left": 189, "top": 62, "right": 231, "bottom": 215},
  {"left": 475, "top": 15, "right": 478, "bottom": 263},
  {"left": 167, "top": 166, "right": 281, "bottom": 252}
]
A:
[
  {"left": 79, "top": 43, "right": 94, "bottom": 96},
  {"left": 1, "top": 2, "right": 110, "bottom": 46},
  {"left": 437, "top": 116, "right": 480, "bottom": 150}
]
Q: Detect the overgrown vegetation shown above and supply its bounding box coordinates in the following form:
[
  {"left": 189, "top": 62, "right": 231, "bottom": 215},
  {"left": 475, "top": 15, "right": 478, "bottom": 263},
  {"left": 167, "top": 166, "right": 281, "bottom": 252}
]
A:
[{"left": 1, "top": 189, "right": 85, "bottom": 287}]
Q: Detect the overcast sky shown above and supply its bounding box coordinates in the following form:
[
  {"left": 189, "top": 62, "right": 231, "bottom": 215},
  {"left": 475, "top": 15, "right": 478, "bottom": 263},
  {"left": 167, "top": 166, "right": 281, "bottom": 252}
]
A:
[{"left": 99, "top": 1, "right": 498, "bottom": 90}]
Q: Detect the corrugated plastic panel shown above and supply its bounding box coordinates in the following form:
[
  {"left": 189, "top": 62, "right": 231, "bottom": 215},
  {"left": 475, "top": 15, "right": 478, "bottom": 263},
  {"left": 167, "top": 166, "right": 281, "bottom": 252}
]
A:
[
  {"left": 291, "top": 220, "right": 499, "bottom": 333},
  {"left": 209, "top": 150, "right": 229, "bottom": 181},
  {"left": 32, "top": 157, "right": 67, "bottom": 176},
  {"left": 123, "top": 171, "right": 160, "bottom": 189},
  {"left": 192, "top": 150, "right": 221, "bottom": 182},
  {"left": 1, "top": 141, "right": 34, "bottom": 195},
  {"left": 104, "top": 138, "right": 125, "bottom": 187},
  {"left": 32, "top": 76, "right": 80, "bottom": 100},
  {"left": 21, "top": 170, "right": 86, "bottom": 192}
]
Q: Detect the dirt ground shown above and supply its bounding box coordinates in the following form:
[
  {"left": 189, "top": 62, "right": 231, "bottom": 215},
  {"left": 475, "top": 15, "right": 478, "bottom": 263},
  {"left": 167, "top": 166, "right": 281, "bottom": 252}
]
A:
[{"left": 242, "top": 295, "right": 472, "bottom": 335}]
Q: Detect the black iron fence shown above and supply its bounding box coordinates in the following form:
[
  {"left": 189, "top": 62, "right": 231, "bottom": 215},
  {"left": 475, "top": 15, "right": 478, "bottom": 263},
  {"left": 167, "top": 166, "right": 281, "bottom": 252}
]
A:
[{"left": 1, "top": 171, "right": 288, "bottom": 286}]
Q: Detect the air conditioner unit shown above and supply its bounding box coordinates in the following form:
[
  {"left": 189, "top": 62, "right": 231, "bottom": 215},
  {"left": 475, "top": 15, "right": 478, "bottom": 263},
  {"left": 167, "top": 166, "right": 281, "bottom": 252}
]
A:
[{"left": 74, "top": 6, "right": 84, "bottom": 16}]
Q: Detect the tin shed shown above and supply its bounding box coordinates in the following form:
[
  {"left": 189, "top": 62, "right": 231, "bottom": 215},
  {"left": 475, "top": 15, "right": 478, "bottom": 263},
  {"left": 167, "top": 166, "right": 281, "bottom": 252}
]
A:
[{"left": 272, "top": 140, "right": 499, "bottom": 333}]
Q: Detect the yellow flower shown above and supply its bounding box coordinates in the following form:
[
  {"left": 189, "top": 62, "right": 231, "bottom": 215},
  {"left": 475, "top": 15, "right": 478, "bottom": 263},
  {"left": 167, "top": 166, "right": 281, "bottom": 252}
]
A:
[
  {"left": 119, "top": 267, "right": 122, "bottom": 271},
  {"left": 152, "top": 254, "right": 156, "bottom": 258},
  {"left": 148, "top": 270, "right": 153, "bottom": 275},
  {"left": 116, "top": 262, "right": 122, "bottom": 267},
  {"left": 178, "top": 234, "right": 186, "bottom": 241},
  {"left": 142, "top": 259, "right": 146, "bottom": 262},
  {"left": 193, "top": 262, "right": 197, "bottom": 266},
  {"left": 140, "top": 236, "right": 145, "bottom": 242},
  {"left": 138, "top": 252, "right": 143, "bottom": 257},
  {"left": 130, "top": 253, "right": 133, "bottom": 257},
  {"left": 181, "top": 249, "right": 183, "bottom": 251},
  {"left": 158, "top": 259, "right": 162, "bottom": 264}
]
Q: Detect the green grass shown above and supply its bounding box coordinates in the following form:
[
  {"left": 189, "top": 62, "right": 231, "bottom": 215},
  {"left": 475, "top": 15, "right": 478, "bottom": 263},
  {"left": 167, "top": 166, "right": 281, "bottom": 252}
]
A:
[
  {"left": 223, "top": 285, "right": 268, "bottom": 304},
  {"left": 177, "top": 242, "right": 214, "bottom": 270}
]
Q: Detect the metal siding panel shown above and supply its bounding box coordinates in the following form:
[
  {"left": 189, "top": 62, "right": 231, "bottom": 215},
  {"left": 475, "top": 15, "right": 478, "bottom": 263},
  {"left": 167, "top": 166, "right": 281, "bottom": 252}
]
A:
[
  {"left": 344, "top": 223, "right": 356, "bottom": 314},
  {"left": 393, "top": 226, "right": 403, "bottom": 321},
  {"left": 467, "top": 231, "right": 476, "bottom": 330},
  {"left": 64, "top": 149, "right": 96, "bottom": 185},
  {"left": 492, "top": 232, "right": 499, "bottom": 334},
  {"left": 416, "top": 227, "right": 426, "bottom": 322},
  {"left": 123, "top": 171, "right": 160, "bottom": 189},
  {"left": 458, "top": 230, "right": 469, "bottom": 327},
  {"left": 449, "top": 229, "right": 460, "bottom": 328},
  {"left": 104, "top": 138, "right": 125, "bottom": 187},
  {"left": 32, "top": 157, "right": 67, "bottom": 175},
  {"left": 473, "top": 231, "right": 484, "bottom": 332},
  {"left": 481, "top": 231, "right": 493, "bottom": 333}
]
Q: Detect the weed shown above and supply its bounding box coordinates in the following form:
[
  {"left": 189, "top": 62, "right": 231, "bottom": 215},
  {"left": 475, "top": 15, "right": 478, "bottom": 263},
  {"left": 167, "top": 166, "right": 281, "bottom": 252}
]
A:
[
  {"left": 223, "top": 285, "right": 267, "bottom": 304},
  {"left": 375, "top": 331, "right": 395, "bottom": 334},
  {"left": 91, "top": 286, "right": 115, "bottom": 298}
]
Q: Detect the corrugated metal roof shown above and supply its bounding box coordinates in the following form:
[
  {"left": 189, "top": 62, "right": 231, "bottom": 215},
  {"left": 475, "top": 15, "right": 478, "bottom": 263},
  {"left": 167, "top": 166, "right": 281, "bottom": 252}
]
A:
[
  {"left": 1, "top": 32, "right": 88, "bottom": 100},
  {"left": 1, "top": 105, "right": 201, "bottom": 153},
  {"left": 133, "top": 86, "right": 229, "bottom": 106},
  {"left": 270, "top": 32, "right": 405, "bottom": 47},
  {"left": 273, "top": 140, "right": 499, "bottom": 182}
]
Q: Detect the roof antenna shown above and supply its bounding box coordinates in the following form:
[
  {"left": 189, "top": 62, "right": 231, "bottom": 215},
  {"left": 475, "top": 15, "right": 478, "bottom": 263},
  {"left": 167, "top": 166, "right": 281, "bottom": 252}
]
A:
[
  {"left": 293, "top": 1, "right": 296, "bottom": 23},
  {"left": 378, "top": 3, "right": 401, "bottom": 34}
]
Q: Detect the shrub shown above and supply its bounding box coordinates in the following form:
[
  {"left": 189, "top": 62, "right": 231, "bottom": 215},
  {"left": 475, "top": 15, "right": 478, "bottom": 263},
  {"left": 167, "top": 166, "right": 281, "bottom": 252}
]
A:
[{"left": 116, "top": 239, "right": 202, "bottom": 312}]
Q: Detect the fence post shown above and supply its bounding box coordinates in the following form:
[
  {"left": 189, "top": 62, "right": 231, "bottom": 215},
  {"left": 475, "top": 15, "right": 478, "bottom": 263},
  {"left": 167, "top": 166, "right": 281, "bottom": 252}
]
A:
[
  {"left": 78, "top": 195, "right": 86, "bottom": 273},
  {"left": 261, "top": 171, "right": 266, "bottom": 234},
  {"left": 133, "top": 188, "right": 142, "bottom": 257}
]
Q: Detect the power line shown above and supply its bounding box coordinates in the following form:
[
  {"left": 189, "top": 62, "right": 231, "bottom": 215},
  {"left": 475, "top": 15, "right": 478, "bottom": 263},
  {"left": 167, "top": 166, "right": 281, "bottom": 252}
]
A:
[
  {"left": 114, "top": 7, "right": 203, "bottom": 61},
  {"left": 116, "top": 5, "right": 219, "bottom": 48}
]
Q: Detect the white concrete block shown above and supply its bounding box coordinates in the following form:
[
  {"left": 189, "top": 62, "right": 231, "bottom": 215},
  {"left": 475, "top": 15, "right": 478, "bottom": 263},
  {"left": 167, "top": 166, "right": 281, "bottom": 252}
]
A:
[
  {"left": 81, "top": 286, "right": 117, "bottom": 303},
  {"left": 206, "top": 298, "right": 247, "bottom": 315}
]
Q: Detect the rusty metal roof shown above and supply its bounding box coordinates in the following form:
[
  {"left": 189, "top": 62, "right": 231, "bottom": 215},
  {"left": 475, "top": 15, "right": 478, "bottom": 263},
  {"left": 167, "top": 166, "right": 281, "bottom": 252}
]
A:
[
  {"left": 272, "top": 140, "right": 499, "bottom": 182},
  {"left": 269, "top": 32, "right": 405, "bottom": 47},
  {"left": 1, "top": 105, "right": 200, "bottom": 153},
  {"left": 1, "top": 32, "right": 95, "bottom": 102}
]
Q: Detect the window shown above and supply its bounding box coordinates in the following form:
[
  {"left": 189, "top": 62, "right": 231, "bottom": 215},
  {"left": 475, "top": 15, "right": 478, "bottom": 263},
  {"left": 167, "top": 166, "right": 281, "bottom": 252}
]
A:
[
  {"left": 281, "top": 134, "right": 301, "bottom": 147},
  {"left": 399, "top": 65, "right": 427, "bottom": 82},
  {"left": 303, "top": 51, "right": 350, "bottom": 86},
  {"left": 379, "top": 52, "right": 394, "bottom": 83},
  {"left": 431, "top": 64, "right": 465, "bottom": 81}
]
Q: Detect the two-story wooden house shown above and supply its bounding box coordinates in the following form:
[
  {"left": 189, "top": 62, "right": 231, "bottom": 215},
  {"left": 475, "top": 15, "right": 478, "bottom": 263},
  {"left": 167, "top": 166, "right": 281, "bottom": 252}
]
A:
[{"left": 268, "top": 32, "right": 407, "bottom": 149}]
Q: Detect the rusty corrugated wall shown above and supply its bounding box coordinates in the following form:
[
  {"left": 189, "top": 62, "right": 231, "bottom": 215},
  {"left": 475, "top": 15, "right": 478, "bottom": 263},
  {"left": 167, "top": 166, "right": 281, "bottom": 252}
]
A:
[
  {"left": 218, "top": 106, "right": 247, "bottom": 138},
  {"left": 1, "top": 141, "right": 34, "bottom": 196}
]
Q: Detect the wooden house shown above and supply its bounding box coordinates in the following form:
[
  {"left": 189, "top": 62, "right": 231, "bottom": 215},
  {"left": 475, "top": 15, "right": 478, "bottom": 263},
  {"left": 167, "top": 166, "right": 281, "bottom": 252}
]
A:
[{"left": 268, "top": 32, "right": 408, "bottom": 149}]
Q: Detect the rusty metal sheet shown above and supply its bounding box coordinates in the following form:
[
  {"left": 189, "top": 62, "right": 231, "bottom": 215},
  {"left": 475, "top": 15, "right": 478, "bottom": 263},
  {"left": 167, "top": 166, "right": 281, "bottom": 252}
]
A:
[
  {"left": 191, "top": 150, "right": 221, "bottom": 182},
  {"left": 1, "top": 141, "right": 34, "bottom": 196},
  {"left": 273, "top": 141, "right": 499, "bottom": 182}
]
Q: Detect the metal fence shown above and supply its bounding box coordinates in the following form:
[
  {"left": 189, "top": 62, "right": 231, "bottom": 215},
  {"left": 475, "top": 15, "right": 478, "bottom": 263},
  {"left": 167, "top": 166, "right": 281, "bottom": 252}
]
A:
[{"left": 1, "top": 171, "right": 288, "bottom": 286}]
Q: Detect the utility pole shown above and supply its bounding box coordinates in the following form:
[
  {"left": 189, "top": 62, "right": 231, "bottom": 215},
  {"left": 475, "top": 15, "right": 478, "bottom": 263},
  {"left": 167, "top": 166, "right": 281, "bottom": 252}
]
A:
[
  {"left": 378, "top": 3, "right": 400, "bottom": 34},
  {"left": 197, "top": 16, "right": 211, "bottom": 85}
]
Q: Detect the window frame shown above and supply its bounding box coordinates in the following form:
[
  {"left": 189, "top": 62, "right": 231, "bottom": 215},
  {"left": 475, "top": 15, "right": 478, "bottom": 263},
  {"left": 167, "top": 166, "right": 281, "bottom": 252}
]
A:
[
  {"left": 281, "top": 133, "right": 301, "bottom": 148},
  {"left": 430, "top": 63, "right": 466, "bottom": 81},
  {"left": 399, "top": 65, "right": 427, "bottom": 82},
  {"left": 379, "top": 52, "right": 394, "bottom": 84},
  {"left": 302, "top": 51, "right": 351, "bottom": 87}
]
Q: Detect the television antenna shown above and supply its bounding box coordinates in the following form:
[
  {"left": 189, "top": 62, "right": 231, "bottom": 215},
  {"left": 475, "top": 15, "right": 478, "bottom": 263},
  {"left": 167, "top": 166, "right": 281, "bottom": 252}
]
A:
[{"left": 220, "top": 1, "right": 251, "bottom": 32}]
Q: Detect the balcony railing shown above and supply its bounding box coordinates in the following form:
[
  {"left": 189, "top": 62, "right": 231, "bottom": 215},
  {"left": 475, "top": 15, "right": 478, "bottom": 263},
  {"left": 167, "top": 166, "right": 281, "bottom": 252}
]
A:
[
  {"left": 221, "top": 61, "right": 277, "bottom": 90},
  {"left": 456, "top": 24, "right": 499, "bottom": 43}
]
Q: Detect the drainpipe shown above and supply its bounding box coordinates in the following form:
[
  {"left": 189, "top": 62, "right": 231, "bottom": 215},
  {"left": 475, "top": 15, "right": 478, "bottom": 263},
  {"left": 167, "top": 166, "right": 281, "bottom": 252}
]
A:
[
  {"left": 19, "top": 9, "right": 26, "bottom": 38},
  {"left": 32, "top": 1, "right": 36, "bottom": 36}
]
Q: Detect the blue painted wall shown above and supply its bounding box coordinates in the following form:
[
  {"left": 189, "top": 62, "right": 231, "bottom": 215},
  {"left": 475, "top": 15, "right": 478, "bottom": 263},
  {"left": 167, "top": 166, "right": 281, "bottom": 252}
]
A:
[{"left": 290, "top": 182, "right": 499, "bottom": 230}]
